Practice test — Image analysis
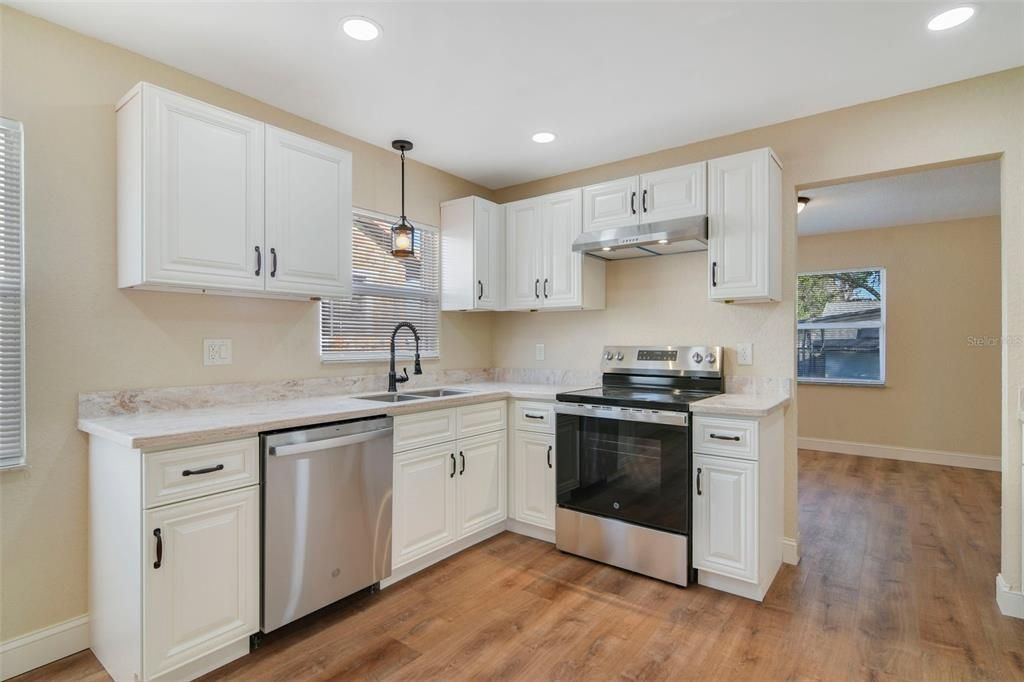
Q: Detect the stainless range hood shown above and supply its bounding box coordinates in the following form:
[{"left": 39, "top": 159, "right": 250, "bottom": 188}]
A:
[{"left": 572, "top": 214, "right": 708, "bottom": 260}]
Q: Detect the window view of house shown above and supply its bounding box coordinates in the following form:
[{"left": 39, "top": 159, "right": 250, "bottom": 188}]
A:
[
  {"left": 797, "top": 269, "right": 885, "bottom": 383},
  {"left": 320, "top": 212, "right": 440, "bottom": 362}
]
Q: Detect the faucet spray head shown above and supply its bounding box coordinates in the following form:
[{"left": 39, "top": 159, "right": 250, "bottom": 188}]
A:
[{"left": 414, "top": 353, "right": 422, "bottom": 375}]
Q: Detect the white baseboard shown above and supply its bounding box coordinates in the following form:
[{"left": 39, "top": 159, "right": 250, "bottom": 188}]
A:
[
  {"left": 505, "top": 518, "right": 555, "bottom": 543},
  {"left": 781, "top": 536, "right": 800, "bottom": 565},
  {"left": 382, "top": 522, "right": 507, "bottom": 589},
  {"left": 0, "top": 615, "right": 89, "bottom": 680},
  {"left": 997, "top": 574, "right": 1024, "bottom": 619},
  {"left": 798, "top": 437, "right": 1000, "bottom": 471}
]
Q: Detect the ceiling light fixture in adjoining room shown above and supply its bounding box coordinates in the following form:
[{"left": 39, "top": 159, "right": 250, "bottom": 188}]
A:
[{"left": 797, "top": 196, "right": 810, "bottom": 214}]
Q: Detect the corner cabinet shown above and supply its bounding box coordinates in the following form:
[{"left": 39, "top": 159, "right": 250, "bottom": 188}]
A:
[
  {"left": 505, "top": 189, "right": 605, "bottom": 311},
  {"left": 691, "top": 411, "right": 784, "bottom": 601},
  {"left": 116, "top": 82, "right": 352, "bottom": 300},
  {"left": 707, "top": 148, "right": 782, "bottom": 303},
  {"left": 440, "top": 196, "right": 504, "bottom": 310}
]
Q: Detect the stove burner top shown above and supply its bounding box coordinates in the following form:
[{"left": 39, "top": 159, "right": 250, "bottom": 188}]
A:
[{"left": 555, "top": 385, "right": 718, "bottom": 412}]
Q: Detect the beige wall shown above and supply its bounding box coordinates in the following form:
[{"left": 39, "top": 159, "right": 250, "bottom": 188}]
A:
[
  {"left": 797, "top": 218, "right": 1002, "bottom": 458},
  {"left": 494, "top": 68, "right": 1023, "bottom": 593},
  {"left": 0, "top": 7, "right": 496, "bottom": 640}
]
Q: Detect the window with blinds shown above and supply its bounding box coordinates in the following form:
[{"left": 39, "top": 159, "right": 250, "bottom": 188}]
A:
[
  {"left": 320, "top": 210, "right": 440, "bottom": 362},
  {"left": 0, "top": 118, "right": 25, "bottom": 469},
  {"left": 797, "top": 268, "right": 885, "bottom": 385}
]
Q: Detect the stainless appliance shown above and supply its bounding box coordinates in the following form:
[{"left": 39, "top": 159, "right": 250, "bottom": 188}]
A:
[
  {"left": 571, "top": 214, "right": 707, "bottom": 260},
  {"left": 554, "top": 345, "right": 723, "bottom": 585},
  {"left": 261, "top": 416, "right": 393, "bottom": 633}
]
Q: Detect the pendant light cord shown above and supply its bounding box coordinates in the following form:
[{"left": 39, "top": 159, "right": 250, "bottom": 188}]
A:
[{"left": 400, "top": 149, "right": 406, "bottom": 219}]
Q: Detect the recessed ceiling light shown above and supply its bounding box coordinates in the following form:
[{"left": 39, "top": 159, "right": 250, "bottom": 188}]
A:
[
  {"left": 657, "top": 239, "right": 669, "bottom": 244},
  {"left": 927, "top": 6, "right": 975, "bottom": 31},
  {"left": 532, "top": 131, "right": 556, "bottom": 144},
  {"left": 797, "top": 196, "right": 810, "bottom": 214},
  {"left": 341, "top": 16, "right": 382, "bottom": 41},
  {"left": 601, "top": 247, "right": 611, "bottom": 251}
]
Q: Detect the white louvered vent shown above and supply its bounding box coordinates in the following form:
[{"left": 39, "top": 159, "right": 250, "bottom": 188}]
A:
[
  {"left": 0, "top": 118, "right": 25, "bottom": 469},
  {"left": 320, "top": 210, "right": 440, "bottom": 362}
]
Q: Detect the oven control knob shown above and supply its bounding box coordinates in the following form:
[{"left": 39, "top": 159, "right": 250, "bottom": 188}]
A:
[
  {"left": 705, "top": 352, "right": 716, "bottom": 364},
  {"left": 691, "top": 352, "right": 704, "bottom": 364},
  {"left": 616, "top": 352, "right": 624, "bottom": 361},
  {"left": 604, "top": 352, "right": 614, "bottom": 360}
]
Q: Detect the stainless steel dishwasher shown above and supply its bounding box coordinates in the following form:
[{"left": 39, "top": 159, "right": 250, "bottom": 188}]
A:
[{"left": 260, "top": 416, "right": 393, "bottom": 633}]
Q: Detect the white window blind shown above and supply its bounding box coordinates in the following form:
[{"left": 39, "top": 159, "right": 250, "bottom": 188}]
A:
[
  {"left": 0, "top": 118, "right": 25, "bottom": 469},
  {"left": 797, "top": 268, "right": 885, "bottom": 385},
  {"left": 320, "top": 210, "right": 440, "bottom": 362}
]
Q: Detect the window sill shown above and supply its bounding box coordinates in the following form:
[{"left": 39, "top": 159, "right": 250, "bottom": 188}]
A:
[
  {"left": 320, "top": 354, "right": 441, "bottom": 365},
  {"left": 798, "top": 379, "right": 886, "bottom": 388}
]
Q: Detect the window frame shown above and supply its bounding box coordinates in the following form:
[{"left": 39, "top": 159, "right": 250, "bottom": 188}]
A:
[
  {"left": 797, "top": 266, "right": 886, "bottom": 387},
  {"left": 0, "top": 117, "right": 25, "bottom": 470},
  {"left": 319, "top": 207, "right": 441, "bottom": 364}
]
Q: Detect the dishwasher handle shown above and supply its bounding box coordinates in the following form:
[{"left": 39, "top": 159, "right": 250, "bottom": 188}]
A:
[{"left": 269, "top": 428, "right": 393, "bottom": 457}]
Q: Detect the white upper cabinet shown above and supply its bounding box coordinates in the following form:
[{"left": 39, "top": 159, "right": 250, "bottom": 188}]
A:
[
  {"left": 581, "top": 162, "right": 706, "bottom": 232},
  {"left": 707, "top": 148, "right": 782, "bottom": 302},
  {"left": 265, "top": 126, "right": 352, "bottom": 298},
  {"left": 441, "top": 196, "right": 504, "bottom": 311},
  {"left": 582, "top": 176, "right": 639, "bottom": 232},
  {"left": 117, "top": 83, "right": 353, "bottom": 300},
  {"left": 505, "top": 189, "right": 605, "bottom": 311},
  {"left": 640, "top": 162, "right": 706, "bottom": 224}
]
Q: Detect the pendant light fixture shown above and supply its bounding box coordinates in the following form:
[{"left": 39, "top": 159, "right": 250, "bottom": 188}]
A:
[{"left": 390, "top": 139, "right": 416, "bottom": 258}]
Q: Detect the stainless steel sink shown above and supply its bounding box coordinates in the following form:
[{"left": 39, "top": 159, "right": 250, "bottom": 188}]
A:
[
  {"left": 358, "top": 393, "right": 426, "bottom": 403},
  {"left": 405, "top": 388, "right": 475, "bottom": 398}
]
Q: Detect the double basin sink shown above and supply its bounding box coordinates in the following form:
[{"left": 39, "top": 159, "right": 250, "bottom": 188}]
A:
[{"left": 359, "top": 387, "right": 474, "bottom": 403}]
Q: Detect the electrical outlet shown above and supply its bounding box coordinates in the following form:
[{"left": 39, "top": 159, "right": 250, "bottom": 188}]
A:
[
  {"left": 535, "top": 343, "right": 545, "bottom": 361},
  {"left": 736, "top": 342, "right": 753, "bottom": 366},
  {"left": 204, "top": 338, "right": 232, "bottom": 366}
]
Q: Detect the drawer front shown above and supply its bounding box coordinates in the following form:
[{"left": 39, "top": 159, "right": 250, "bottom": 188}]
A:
[
  {"left": 394, "top": 408, "right": 457, "bottom": 452},
  {"left": 457, "top": 400, "right": 507, "bottom": 438},
  {"left": 693, "top": 416, "right": 758, "bottom": 460},
  {"left": 144, "top": 438, "right": 259, "bottom": 508},
  {"left": 513, "top": 401, "right": 555, "bottom": 433}
]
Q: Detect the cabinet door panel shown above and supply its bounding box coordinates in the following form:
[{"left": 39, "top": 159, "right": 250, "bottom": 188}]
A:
[
  {"left": 506, "top": 200, "right": 543, "bottom": 309},
  {"left": 582, "top": 176, "right": 639, "bottom": 232},
  {"left": 393, "top": 444, "right": 457, "bottom": 567},
  {"left": 641, "top": 162, "right": 706, "bottom": 223},
  {"left": 541, "top": 189, "right": 582, "bottom": 308},
  {"left": 143, "top": 87, "right": 264, "bottom": 290},
  {"left": 456, "top": 432, "right": 507, "bottom": 536},
  {"left": 264, "top": 126, "right": 352, "bottom": 297},
  {"left": 144, "top": 487, "right": 259, "bottom": 680},
  {"left": 514, "top": 431, "right": 556, "bottom": 529},
  {"left": 692, "top": 454, "right": 757, "bottom": 582},
  {"left": 707, "top": 149, "right": 775, "bottom": 301},
  {"left": 474, "top": 198, "right": 504, "bottom": 309}
]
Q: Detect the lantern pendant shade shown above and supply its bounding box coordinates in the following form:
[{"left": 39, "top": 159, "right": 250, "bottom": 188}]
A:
[{"left": 391, "top": 139, "right": 416, "bottom": 258}]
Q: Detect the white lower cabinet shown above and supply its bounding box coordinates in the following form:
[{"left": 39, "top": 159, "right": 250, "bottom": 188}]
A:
[
  {"left": 512, "top": 430, "right": 556, "bottom": 530},
  {"left": 144, "top": 487, "right": 259, "bottom": 680},
  {"left": 391, "top": 403, "right": 507, "bottom": 574},
  {"left": 393, "top": 443, "right": 460, "bottom": 567},
  {"left": 692, "top": 454, "right": 757, "bottom": 582}
]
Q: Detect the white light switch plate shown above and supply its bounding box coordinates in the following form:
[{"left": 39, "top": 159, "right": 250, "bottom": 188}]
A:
[
  {"left": 535, "top": 343, "right": 545, "bottom": 361},
  {"left": 204, "top": 338, "right": 233, "bottom": 366},
  {"left": 736, "top": 343, "right": 753, "bottom": 366}
]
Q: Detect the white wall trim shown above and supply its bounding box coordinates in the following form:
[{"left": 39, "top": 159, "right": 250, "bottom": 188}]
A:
[
  {"left": 781, "top": 536, "right": 800, "bottom": 565},
  {"left": 997, "top": 574, "right": 1024, "bottom": 619},
  {"left": 798, "top": 437, "right": 1000, "bottom": 471},
  {"left": 0, "top": 615, "right": 89, "bottom": 680}
]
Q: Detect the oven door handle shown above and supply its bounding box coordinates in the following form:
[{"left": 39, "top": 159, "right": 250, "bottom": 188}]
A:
[{"left": 553, "top": 402, "right": 689, "bottom": 427}]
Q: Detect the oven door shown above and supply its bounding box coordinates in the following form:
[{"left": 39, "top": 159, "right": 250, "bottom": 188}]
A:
[{"left": 554, "top": 403, "right": 691, "bottom": 535}]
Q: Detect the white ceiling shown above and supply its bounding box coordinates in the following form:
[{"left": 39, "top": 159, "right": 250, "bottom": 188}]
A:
[
  {"left": 798, "top": 160, "right": 1001, "bottom": 235},
  {"left": 13, "top": 2, "right": 1024, "bottom": 189}
]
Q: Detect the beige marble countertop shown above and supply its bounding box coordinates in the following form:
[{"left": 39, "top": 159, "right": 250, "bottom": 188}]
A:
[
  {"left": 78, "top": 382, "right": 583, "bottom": 451},
  {"left": 689, "top": 392, "right": 790, "bottom": 418}
]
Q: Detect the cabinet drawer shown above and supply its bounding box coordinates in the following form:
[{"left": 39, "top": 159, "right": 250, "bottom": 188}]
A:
[
  {"left": 144, "top": 438, "right": 259, "bottom": 508},
  {"left": 394, "top": 408, "right": 457, "bottom": 452},
  {"left": 457, "top": 400, "right": 507, "bottom": 438},
  {"left": 513, "top": 401, "right": 555, "bottom": 433},
  {"left": 693, "top": 416, "right": 758, "bottom": 460}
]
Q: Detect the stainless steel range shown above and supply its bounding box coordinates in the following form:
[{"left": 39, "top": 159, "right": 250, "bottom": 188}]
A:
[{"left": 553, "top": 345, "right": 723, "bottom": 586}]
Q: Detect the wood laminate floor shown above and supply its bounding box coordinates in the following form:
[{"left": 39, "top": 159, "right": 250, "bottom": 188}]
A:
[{"left": 16, "top": 450, "right": 1024, "bottom": 681}]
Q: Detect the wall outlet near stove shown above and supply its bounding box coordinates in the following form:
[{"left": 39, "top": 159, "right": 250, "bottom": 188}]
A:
[
  {"left": 204, "top": 338, "right": 233, "bottom": 366},
  {"left": 736, "top": 343, "right": 753, "bottom": 366}
]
